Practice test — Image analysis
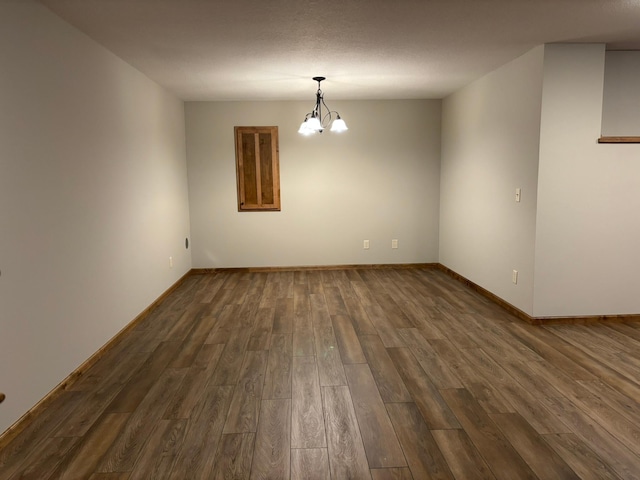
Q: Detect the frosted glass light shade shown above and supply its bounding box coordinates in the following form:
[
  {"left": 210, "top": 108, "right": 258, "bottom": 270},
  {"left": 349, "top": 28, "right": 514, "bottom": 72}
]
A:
[
  {"left": 330, "top": 117, "right": 348, "bottom": 132},
  {"left": 298, "top": 120, "right": 312, "bottom": 134},
  {"left": 306, "top": 116, "right": 322, "bottom": 131}
]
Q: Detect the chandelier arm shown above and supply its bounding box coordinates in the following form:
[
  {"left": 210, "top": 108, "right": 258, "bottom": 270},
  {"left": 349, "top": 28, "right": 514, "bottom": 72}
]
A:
[{"left": 321, "top": 96, "right": 336, "bottom": 128}]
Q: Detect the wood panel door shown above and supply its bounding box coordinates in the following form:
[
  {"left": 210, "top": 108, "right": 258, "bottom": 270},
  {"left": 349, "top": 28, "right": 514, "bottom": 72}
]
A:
[{"left": 235, "top": 126, "right": 281, "bottom": 211}]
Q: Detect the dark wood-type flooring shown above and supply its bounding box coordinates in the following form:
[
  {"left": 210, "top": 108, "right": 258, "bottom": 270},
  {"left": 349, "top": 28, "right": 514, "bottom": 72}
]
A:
[{"left": 2, "top": 267, "right": 640, "bottom": 479}]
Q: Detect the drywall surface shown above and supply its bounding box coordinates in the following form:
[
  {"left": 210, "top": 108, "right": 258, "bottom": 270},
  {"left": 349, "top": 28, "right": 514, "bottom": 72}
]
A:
[
  {"left": 439, "top": 46, "right": 544, "bottom": 315},
  {"left": 534, "top": 44, "right": 640, "bottom": 316},
  {"left": 0, "top": 2, "right": 191, "bottom": 433},
  {"left": 601, "top": 51, "right": 640, "bottom": 136},
  {"left": 186, "top": 99, "right": 441, "bottom": 267}
]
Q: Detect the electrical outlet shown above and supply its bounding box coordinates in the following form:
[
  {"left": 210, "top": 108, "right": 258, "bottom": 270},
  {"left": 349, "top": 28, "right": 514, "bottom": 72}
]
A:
[
  {"left": 363, "top": 240, "right": 370, "bottom": 250},
  {"left": 169, "top": 256, "right": 173, "bottom": 268},
  {"left": 392, "top": 239, "right": 398, "bottom": 249},
  {"left": 512, "top": 269, "right": 518, "bottom": 284}
]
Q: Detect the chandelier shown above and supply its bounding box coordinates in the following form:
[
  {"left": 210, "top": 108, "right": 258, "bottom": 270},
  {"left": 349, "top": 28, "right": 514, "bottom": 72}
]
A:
[{"left": 298, "top": 77, "right": 348, "bottom": 135}]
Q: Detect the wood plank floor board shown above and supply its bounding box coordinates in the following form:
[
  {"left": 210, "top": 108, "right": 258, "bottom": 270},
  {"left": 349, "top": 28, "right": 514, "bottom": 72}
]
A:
[
  {"left": 370, "top": 467, "right": 414, "bottom": 480},
  {"left": 498, "top": 356, "right": 566, "bottom": 400},
  {"left": 568, "top": 393, "right": 640, "bottom": 457},
  {"left": 68, "top": 345, "right": 149, "bottom": 393},
  {"left": 292, "top": 324, "right": 315, "bottom": 357},
  {"left": 350, "top": 280, "right": 377, "bottom": 306},
  {"left": 505, "top": 322, "right": 598, "bottom": 381},
  {"left": 462, "top": 315, "right": 542, "bottom": 363},
  {"left": 236, "top": 293, "right": 264, "bottom": 330},
  {"left": 439, "top": 388, "right": 538, "bottom": 480},
  {"left": 291, "top": 356, "right": 327, "bottom": 449},
  {"left": 290, "top": 448, "right": 330, "bottom": 480},
  {"left": 542, "top": 433, "right": 623, "bottom": 480},
  {"left": 88, "top": 472, "right": 130, "bottom": 479},
  {"left": 323, "top": 286, "right": 349, "bottom": 316},
  {"left": 369, "top": 270, "right": 418, "bottom": 307},
  {"left": 293, "top": 270, "right": 308, "bottom": 285},
  {"left": 247, "top": 307, "right": 275, "bottom": 351},
  {"left": 373, "top": 293, "right": 413, "bottom": 329},
  {"left": 332, "top": 314, "right": 367, "bottom": 364},
  {"left": 96, "top": 368, "right": 186, "bottom": 473},
  {"left": 4, "top": 436, "right": 76, "bottom": 480},
  {"left": 52, "top": 413, "right": 130, "bottom": 480},
  {"left": 192, "top": 272, "right": 225, "bottom": 303},
  {"left": 128, "top": 418, "right": 187, "bottom": 480},
  {"left": 429, "top": 308, "right": 479, "bottom": 350},
  {"left": 344, "top": 364, "right": 407, "bottom": 469},
  {"left": 209, "top": 326, "right": 253, "bottom": 387},
  {"left": 204, "top": 304, "right": 239, "bottom": 345},
  {"left": 0, "top": 391, "right": 84, "bottom": 477},
  {"left": 169, "top": 313, "right": 219, "bottom": 368},
  {"left": 165, "top": 369, "right": 211, "bottom": 416},
  {"left": 459, "top": 347, "right": 571, "bottom": 434},
  {"left": 105, "top": 341, "right": 181, "bottom": 413},
  {"left": 359, "top": 335, "right": 412, "bottom": 403},
  {"left": 543, "top": 396, "right": 640, "bottom": 480},
  {"left": 387, "top": 347, "right": 460, "bottom": 429},
  {"left": 273, "top": 298, "right": 294, "bottom": 334},
  {"left": 397, "top": 328, "right": 464, "bottom": 389},
  {"left": 426, "top": 339, "right": 515, "bottom": 414},
  {"left": 313, "top": 325, "right": 347, "bottom": 386},
  {"left": 489, "top": 412, "right": 579, "bottom": 479},
  {"left": 395, "top": 300, "right": 445, "bottom": 336},
  {"left": 562, "top": 324, "right": 640, "bottom": 357},
  {"left": 604, "top": 322, "right": 640, "bottom": 343},
  {"left": 247, "top": 272, "right": 268, "bottom": 298},
  {"left": 362, "top": 303, "right": 406, "bottom": 348},
  {"left": 310, "top": 293, "right": 333, "bottom": 329},
  {"left": 548, "top": 325, "right": 640, "bottom": 375},
  {"left": 212, "top": 433, "right": 256, "bottom": 480},
  {"left": 293, "top": 284, "right": 310, "bottom": 316},
  {"left": 321, "top": 385, "right": 371, "bottom": 480},
  {"left": 259, "top": 280, "right": 279, "bottom": 309},
  {"left": 339, "top": 291, "right": 378, "bottom": 336},
  {"left": 524, "top": 355, "right": 640, "bottom": 435},
  {"left": 276, "top": 271, "right": 295, "bottom": 299},
  {"left": 223, "top": 350, "right": 269, "bottom": 434},
  {"left": 163, "top": 343, "right": 225, "bottom": 420},
  {"left": 228, "top": 276, "right": 253, "bottom": 306},
  {"left": 330, "top": 270, "right": 355, "bottom": 293},
  {"left": 52, "top": 378, "right": 128, "bottom": 438},
  {"left": 431, "top": 429, "right": 495, "bottom": 480},
  {"left": 262, "top": 333, "right": 292, "bottom": 399},
  {"left": 162, "top": 305, "right": 209, "bottom": 344},
  {"left": 170, "top": 385, "right": 234, "bottom": 479},
  {"left": 306, "top": 271, "right": 324, "bottom": 295},
  {"left": 385, "top": 402, "right": 453, "bottom": 480},
  {"left": 577, "top": 378, "right": 640, "bottom": 426},
  {"left": 250, "top": 399, "right": 291, "bottom": 480},
  {"left": 558, "top": 343, "right": 640, "bottom": 402},
  {"left": 4, "top": 268, "right": 640, "bottom": 479}
]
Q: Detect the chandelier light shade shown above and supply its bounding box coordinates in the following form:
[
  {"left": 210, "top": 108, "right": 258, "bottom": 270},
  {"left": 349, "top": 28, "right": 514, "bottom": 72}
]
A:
[{"left": 298, "top": 77, "right": 348, "bottom": 135}]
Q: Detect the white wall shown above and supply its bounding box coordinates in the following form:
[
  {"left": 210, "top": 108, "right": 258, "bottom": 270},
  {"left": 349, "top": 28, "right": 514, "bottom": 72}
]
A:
[
  {"left": 186, "top": 100, "right": 441, "bottom": 268},
  {"left": 0, "top": 2, "right": 191, "bottom": 433},
  {"left": 439, "top": 47, "right": 544, "bottom": 315},
  {"left": 601, "top": 51, "right": 640, "bottom": 136},
  {"left": 533, "top": 44, "right": 640, "bottom": 316}
]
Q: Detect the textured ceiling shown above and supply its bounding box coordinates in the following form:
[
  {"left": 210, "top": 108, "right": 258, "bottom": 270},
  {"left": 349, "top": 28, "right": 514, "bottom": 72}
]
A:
[{"left": 39, "top": 0, "right": 640, "bottom": 101}]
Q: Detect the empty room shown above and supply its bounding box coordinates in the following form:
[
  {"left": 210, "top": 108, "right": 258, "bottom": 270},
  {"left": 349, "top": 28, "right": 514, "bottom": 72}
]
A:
[{"left": 1, "top": 0, "right": 640, "bottom": 478}]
